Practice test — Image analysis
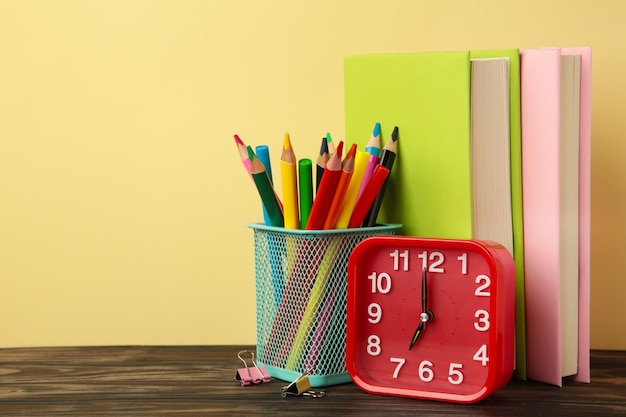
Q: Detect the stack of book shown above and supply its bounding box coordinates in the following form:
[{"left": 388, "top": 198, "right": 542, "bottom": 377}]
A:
[{"left": 344, "top": 47, "right": 591, "bottom": 386}]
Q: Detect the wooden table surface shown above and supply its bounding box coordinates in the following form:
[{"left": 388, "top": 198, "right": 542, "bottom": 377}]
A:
[{"left": 0, "top": 346, "right": 624, "bottom": 416}]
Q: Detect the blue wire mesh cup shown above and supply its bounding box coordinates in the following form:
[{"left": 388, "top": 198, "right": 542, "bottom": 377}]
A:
[{"left": 248, "top": 223, "right": 401, "bottom": 387}]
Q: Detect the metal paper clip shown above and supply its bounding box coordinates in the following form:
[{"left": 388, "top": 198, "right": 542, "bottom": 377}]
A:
[
  {"left": 235, "top": 350, "right": 271, "bottom": 386},
  {"left": 280, "top": 367, "right": 326, "bottom": 398}
]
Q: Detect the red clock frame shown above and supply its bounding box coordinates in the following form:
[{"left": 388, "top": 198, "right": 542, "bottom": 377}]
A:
[{"left": 346, "top": 236, "right": 515, "bottom": 403}]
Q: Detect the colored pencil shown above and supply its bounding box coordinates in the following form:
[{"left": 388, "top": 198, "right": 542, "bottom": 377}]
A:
[
  {"left": 261, "top": 232, "right": 285, "bottom": 309},
  {"left": 256, "top": 144, "right": 274, "bottom": 226},
  {"left": 323, "top": 143, "right": 357, "bottom": 229},
  {"left": 303, "top": 271, "right": 338, "bottom": 370},
  {"left": 298, "top": 158, "right": 313, "bottom": 229},
  {"left": 286, "top": 236, "right": 341, "bottom": 370},
  {"left": 247, "top": 146, "right": 284, "bottom": 227},
  {"left": 256, "top": 145, "right": 274, "bottom": 182},
  {"left": 255, "top": 144, "right": 286, "bottom": 306},
  {"left": 325, "top": 132, "right": 336, "bottom": 156},
  {"left": 356, "top": 122, "right": 382, "bottom": 201},
  {"left": 348, "top": 165, "right": 390, "bottom": 228},
  {"left": 335, "top": 149, "right": 370, "bottom": 229},
  {"left": 316, "top": 137, "right": 329, "bottom": 191},
  {"left": 281, "top": 133, "right": 300, "bottom": 229},
  {"left": 306, "top": 141, "right": 344, "bottom": 230},
  {"left": 363, "top": 126, "right": 398, "bottom": 227},
  {"left": 233, "top": 134, "right": 251, "bottom": 176},
  {"left": 364, "top": 122, "right": 382, "bottom": 156},
  {"left": 235, "top": 136, "right": 284, "bottom": 222},
  {"left": 267, "top": 233, "right": 328, "bottom": 368}
]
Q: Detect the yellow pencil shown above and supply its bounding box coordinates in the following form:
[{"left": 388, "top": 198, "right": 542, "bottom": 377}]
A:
[{"left": 281, "top": 132, "right": 300, "bottom": 229}]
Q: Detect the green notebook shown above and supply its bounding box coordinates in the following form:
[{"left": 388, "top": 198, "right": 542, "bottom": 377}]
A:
[
  {"left": 345, "top": 51, "right": 473, "bottom": 239},
  {"left": 344, "top": 49, "right": 526, "bottom": 379}
]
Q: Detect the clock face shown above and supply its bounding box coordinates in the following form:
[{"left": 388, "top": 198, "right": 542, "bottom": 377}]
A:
[{"left": 346, "top": 236, "right": 515, "bottom": 403}]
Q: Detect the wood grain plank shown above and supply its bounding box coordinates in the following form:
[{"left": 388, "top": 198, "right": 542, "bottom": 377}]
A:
[{"left": 0, "top": 347, "right": 624, "bottom": 416}]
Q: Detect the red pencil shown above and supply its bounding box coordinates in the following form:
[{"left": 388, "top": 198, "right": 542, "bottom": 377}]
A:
[
  {"left": 348, "top": 165, "right": 390, "bottom": 228},
  {"left": 306, "top": 141, "right": 344, "bottom": 230},
  {"left": 323, "top": 143, "right": 357, "bottom": 229}
]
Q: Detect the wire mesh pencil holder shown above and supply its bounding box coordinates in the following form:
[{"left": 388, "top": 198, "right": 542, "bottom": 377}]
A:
[{"left": 248, "top": 223, "right": 401, "bottom": 387}]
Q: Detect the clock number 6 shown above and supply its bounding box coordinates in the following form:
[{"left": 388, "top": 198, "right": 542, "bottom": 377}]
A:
[{"left": 418, "top": 360, "right": 435, "bottom": 382}]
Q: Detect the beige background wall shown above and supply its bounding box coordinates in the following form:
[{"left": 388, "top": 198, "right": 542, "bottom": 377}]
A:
[{"left": 1, "top": 0, "right": 624, "bottom": 349}]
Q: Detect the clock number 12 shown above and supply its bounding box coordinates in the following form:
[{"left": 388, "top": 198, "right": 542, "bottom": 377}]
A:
[{"left": 417, "top": 251, "right": 445, "bottom": 273}]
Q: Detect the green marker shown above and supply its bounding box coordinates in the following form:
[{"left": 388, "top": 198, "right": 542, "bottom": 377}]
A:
[{"left": 298, "top": 158, "right": 313, "bottom": 229}]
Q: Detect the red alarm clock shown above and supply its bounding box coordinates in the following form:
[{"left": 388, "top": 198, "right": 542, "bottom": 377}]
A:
[{"left": 346, "top": 236, "right": 515, "bottom": 403}]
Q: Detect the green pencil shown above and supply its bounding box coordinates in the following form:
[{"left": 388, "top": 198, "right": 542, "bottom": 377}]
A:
[{"left": 247, "top": 146, "right": 284, "bottom": 227}]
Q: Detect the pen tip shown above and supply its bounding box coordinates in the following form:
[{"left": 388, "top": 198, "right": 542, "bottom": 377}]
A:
[
  {"left": 373, "top": 122, "right": 381, "bottom": 137},
  {"left": 391, "top": 126, "right": 399, "bottom": 141},
  {"left": 234, "top": 134, "right": 244, "bottom": 146},
  {"left": 325, "top": 132, "right": 332, "bottom": 143}
]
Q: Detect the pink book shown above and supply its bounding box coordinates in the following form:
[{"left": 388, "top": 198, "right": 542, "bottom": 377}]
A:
[
  {"left": 562, "top": 46, "right": 592, "bottom": 384},
  {"left": 521, "top": 48, "right": 562, "bottom": 386},
  {"left": 521, "top": 47, "right": 591, "bottom": 386}
]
